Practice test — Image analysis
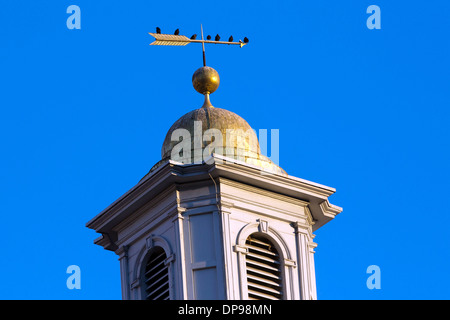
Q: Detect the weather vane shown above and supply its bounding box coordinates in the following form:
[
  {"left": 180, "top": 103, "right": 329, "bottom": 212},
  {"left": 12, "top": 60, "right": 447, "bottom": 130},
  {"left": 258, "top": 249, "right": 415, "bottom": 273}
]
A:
[
  {"left": 148, "top": 25, "right": 249, "bottom": 109},
  {"left": 149, "top": 25, "right": 249, "bottom": 67}
]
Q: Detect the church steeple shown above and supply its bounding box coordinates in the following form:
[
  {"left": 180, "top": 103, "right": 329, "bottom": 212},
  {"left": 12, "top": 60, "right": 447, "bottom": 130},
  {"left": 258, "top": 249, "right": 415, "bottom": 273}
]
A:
[{"left": 86, "top": 26, "right": 342, "bottom": 300}]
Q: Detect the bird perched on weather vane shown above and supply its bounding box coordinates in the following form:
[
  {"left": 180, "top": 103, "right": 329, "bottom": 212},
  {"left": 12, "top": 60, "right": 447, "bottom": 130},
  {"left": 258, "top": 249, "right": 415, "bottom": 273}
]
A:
[
  {"left": 148, "top": 25, "right": 249, "bottom": 108},
  {"left": 148, "top": 25, "right": 249, "bottom": 67}
]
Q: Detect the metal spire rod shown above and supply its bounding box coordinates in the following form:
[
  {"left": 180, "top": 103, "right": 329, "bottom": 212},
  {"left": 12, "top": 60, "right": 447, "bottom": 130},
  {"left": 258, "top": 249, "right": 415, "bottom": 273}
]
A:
[{"left": 201, "top": 24, "right": 206, "bottom": 67}]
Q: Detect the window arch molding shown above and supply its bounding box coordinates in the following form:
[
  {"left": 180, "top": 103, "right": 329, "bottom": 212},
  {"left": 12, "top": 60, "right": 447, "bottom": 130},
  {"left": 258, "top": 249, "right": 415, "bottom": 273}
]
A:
[
  {"left": 132, "top": 235, "right": 175, "bottom": 300},
  {"left": 234, "top": 221, "right": 297, "bottom": 300}
]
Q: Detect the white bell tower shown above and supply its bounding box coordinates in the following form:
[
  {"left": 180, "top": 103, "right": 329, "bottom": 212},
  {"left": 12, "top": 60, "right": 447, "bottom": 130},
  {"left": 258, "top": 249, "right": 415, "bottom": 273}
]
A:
[{"left": 86, "top": 65, "right": 342, "bottom": 300}]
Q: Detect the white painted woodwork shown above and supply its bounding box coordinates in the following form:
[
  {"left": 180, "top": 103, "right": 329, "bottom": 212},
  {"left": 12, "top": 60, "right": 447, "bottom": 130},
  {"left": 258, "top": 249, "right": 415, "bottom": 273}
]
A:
[{"left": 86, "top": 154, "right": 342, "bottom": 300}]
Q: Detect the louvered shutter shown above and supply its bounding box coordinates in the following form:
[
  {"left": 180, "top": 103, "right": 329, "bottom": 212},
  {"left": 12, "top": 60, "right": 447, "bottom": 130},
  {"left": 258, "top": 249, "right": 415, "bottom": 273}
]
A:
[
  {"left": 144, "top": 247, "right": 170, "bottom": 300},
  {"left": 245, "top": 235, "right": 283, "bottom": 300}
]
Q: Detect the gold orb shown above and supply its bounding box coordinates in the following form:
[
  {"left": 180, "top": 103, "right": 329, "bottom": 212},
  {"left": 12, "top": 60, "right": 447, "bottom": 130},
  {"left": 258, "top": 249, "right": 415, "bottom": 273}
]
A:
[{"left": 192, "top": 66, "right": 220, "bottom": 94}]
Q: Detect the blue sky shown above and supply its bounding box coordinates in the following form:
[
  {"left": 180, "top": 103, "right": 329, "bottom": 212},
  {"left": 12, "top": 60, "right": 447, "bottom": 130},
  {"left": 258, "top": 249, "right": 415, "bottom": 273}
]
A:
[{"left": 0, "top": 1, "right": 449, "bottom": 299}]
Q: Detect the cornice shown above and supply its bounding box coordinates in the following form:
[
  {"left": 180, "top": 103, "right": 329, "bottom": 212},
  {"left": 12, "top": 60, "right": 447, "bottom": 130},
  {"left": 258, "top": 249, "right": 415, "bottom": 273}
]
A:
[
  {"left": 87, "top": 155, "right": 342, "bottom": 247},
  {"left": 219, "top": 178, "right": 310, "bottom": 208},
  {"left": 86, "top": 161, "right": 176, "bottom": 231},
  {"left": 319, "top": 200, "right": 343, "bottom": 218},
  {"left": 209, "top": 154, "right": 337, "bottom": 199},
  {"left": 221, "top": 191, "right": 310, "bottom": 224}
]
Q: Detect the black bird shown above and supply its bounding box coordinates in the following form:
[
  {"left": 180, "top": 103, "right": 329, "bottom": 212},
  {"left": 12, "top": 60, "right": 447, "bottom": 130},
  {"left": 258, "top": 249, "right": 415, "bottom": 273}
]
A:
[
  {"left": 206, "top": 35, "right": 211, "bottom": 40},
  {"left": 156, "top": 27, "right": 161, "bottom": 34},
  {"left": 190, "top": 34, "right": 197, "bottom": 40},
  {"left": 174, "top": 28, "right": 180, "bottom": 35},
  {"left": 215, "top": 34, "right": 220, "bottom": 41},
  {"left": 243, "top": 37, "right": 249, "bottom": 43},
  {"left": 228, "top": 35, "right": 233, "bottom": 42}
]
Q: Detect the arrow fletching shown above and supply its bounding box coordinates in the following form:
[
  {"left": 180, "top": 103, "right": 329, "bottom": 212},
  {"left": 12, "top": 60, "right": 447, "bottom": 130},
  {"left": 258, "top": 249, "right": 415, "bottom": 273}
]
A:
[{"left": 149, "top": 33, "right": 191, "bottom": 46}]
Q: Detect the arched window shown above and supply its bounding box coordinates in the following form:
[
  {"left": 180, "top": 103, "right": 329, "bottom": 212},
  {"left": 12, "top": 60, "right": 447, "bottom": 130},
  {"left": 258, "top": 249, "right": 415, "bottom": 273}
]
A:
[
  {"left": 143, "top": 246, "right": 170, "bottom": 300},
  {"left": 245, "top": 234, "right": 283, "bottom": 300}
]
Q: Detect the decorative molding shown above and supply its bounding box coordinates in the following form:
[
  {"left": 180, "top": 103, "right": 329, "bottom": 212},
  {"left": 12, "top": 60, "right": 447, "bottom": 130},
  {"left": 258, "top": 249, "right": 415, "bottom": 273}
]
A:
[
  {"left": 171, "top": 212, "right": 185, "bottom": 223},
  {"left": 133, "top": 234, "right": 175, "bottom": 300},
  {"left": 87, "top": 174, "right": 178, "bottom": 232},
  {"left": 309, "top": 241, "right": 318, "bottom": 254},
  {"left": 319, "top": 200, "right": 343, "bottom": 218},
  {"left": 221, "top": 208, "right": 232, "bottom": 215},
  {"left": 223, "top": 194, "right": 308, "bottom": 224},
  {"left": 130, "top": 279, "right": 140, "bottom": 290},
  {"left": 87, "top": 154, "right": 340, "bottom": 300},
  {"left": 165, "top": 253, "right": 176, "bottom": 266},
  {"left": 212, "top": 157, "right": 337, "bottom": 198},
  {"left": 233, "top": 245, "right": 248, "bottom": 254},
  {"left": 220, "top": 178, "right": 310, "bottom": 208},
  {"left": 114, "top": 200, "right": 179, "bottom": 249},
  {"left": 293, "top": 221, "right": 309, "bottom": 231},
  {"left": 237, "top": 222, "right": 292, "bottom": 260},
  {"left": 235, "top": 221, "right": 296, "bottom": 300},
  {"left": 88, "top": 154, "right": 341, "bottom": 247},
  {"left": 304, "top": 206, "right": 315, "bottom": 226},
  {"left": 139, "top": 235, "right": 174, "bottom": 277},
  {"left": 220, "top": 200, "right": 234, "bottom": 215},
  {"left": 284, "top": 259, "right": 296, "bottom": 268},
  {"left": 146, "top": 234, "right": 155, "bottom": 250},
  {"left": 177, "top": 206, "right": 187, "bottom": 214},
  {"left": 175, "top": 193, "right": 219, "bottom": 208},
  {"left": 94, "top": 233, "right": 118, "bottom": 252},
  {"left": 257, "top": 219, "right": 269, "bottom": 233},
  {"left": 221, "top": 200, "right": 234, "bottom": 209},
  {"left": 293, "top": 221, "right": 315, "bottom": 240},
  {"left": 94, "top": 234, "right": 111, "bottom": 250}
]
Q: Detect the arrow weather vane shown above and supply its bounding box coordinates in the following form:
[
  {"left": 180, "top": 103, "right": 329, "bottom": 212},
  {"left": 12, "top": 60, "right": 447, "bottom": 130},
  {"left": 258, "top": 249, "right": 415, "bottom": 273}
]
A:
[{"left": 149, "top": 25, "right": 249, "bottom": 66}]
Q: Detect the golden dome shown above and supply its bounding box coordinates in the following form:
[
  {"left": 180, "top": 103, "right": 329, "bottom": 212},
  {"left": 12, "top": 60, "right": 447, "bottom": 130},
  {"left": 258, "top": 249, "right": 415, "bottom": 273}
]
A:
[
  {"left": 161, "top": 106, "right": 259, "bottom": 160},
  {"left": 159, "top": 106, "right": 286, "bottom": 175},
  {"left": 153, "top": 66, "right": 286, "bottom": 176}
]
